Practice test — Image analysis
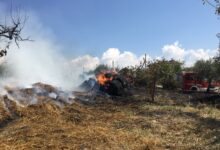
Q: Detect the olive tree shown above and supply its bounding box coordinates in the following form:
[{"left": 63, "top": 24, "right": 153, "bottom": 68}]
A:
[
  {"left": 146, "top": 59, "right": 182, "bottom": 101},
  {"left": 193, "top": 59, "right": 218, "bottom": 92}
]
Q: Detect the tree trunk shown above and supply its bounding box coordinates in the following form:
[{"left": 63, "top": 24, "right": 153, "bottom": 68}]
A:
[
  {"left": 150, "top": 79, "right": 156, "bottom": 101},
  {"left": 207, "top": 79, "right": 212, "bottom": 93}
]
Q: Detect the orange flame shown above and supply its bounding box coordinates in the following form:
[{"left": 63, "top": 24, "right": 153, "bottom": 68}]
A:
[{"left": 96, "top": 73, "right": 113, "bottom": 85}]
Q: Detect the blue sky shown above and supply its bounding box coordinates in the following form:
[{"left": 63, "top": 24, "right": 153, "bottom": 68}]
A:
[{"left": 1, "top": 0, "right": 219, "bottom": 58}]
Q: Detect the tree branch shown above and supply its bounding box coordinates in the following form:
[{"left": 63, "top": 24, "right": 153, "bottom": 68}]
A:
[{"left": 0, "top": 8, "right": 31, "bottom": 57}]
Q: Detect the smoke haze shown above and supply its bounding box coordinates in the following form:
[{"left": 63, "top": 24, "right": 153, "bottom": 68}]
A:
[{"left": 0, "top": 11, "right": 82, "bottom": 90}]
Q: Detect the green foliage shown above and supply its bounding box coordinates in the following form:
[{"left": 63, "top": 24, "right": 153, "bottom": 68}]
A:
[
  {"left": 214, "top": 53, "right": 220, "bottom": 75},
  {"left": 119, "top": 67, "right": 130, "bottom": 76},
  {"left": 134, "top": 68, "right": 148, "bottom": 87},
  {"left": 139, "top": 59, "right": 182, "bottom": 101},
  {"left": 160, "top": 60, "right": 183, "bottom": 90},
  {"left": 193, "top": 59, "right": 219, "bottom": 91},
  {"left": 118, "top": 59, "right": 182, "bottom": 101},
  {"left": 119, "top": 67, "right": 148, "bottom": 87},
  {"left": 147, "top": 59, "right": 182, "bottom": 90},
  {"left": 193, "top": 59, "right": 216, "bottom": 80}
]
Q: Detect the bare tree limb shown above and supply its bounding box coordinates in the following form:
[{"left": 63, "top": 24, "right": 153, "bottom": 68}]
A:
[
  {"left": 203, "top": 0, "right": 220, "bottom": 15},
  {"left": 0, "top": 7, "right": 32, "bottom": 57}
]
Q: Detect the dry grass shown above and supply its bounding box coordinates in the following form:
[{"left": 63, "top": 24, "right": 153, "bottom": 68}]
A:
[{"left": 0, "top": 89, "right": 220, "bottom": 150}]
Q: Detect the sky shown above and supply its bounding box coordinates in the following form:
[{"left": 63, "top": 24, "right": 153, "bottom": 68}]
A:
[{"left": 0, "top": 0, "right": 220, "bottom": 68}]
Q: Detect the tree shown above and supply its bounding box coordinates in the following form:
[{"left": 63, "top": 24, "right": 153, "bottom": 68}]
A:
[
  {"left": 202, "top": 0, "right": 220, "bottom": 76},
  {"left": 193, "top": 59, "right": 218, "bottom": 92},
  {"left": 202, "top": 0, "right": 220, "bottom": 15},
  {"left": 146, "top": 60, "right": 162, "bottom": 101},
  {"left": 0, "top": 8, "right": 30, "bottom": 57},
  {"left": 146, "top": 59, "right": 182, "bottom": 101},
  {"left": 159, "top": 60, "right": 183, "bottom": 90}
]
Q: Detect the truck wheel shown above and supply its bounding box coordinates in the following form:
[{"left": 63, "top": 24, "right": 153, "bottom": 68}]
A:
[{"left": 191, "top": 87, "right": 198, "bottom": 91}]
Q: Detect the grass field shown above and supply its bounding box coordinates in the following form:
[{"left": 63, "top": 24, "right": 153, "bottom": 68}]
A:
[{"left": 0, "top": 89, "right": 220, "bottom": 150}]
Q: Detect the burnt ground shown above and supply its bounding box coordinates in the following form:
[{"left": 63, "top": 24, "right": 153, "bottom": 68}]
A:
[{"left": 0, "top": 88, "right": 220, "bottom": 150}]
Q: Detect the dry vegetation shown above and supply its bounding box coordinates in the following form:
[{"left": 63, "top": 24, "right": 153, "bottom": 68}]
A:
[{"left": 0, "top": 88, "right": 220, "bottom": 150}]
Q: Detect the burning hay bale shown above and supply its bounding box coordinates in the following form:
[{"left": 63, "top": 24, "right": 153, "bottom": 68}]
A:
[
  {"left": 97, "top": 72, "right": 129, "bottom": 96},
  {"left": 79, "top": 71, "right": 131, "bottom": 99}
]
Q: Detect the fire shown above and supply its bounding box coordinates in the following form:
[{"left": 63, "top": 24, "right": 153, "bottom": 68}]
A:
[{"left": 96, "top": 73, "right": 113, "bottom": 85}]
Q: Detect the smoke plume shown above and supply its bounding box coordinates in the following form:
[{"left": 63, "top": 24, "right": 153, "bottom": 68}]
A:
[{"left": 0, "top": 11, "right": 82, "bottom": 90}]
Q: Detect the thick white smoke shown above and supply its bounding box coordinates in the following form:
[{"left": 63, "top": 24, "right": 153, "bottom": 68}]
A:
[{"left": 0, "top": 11, "right": 82, "bottom": 90}]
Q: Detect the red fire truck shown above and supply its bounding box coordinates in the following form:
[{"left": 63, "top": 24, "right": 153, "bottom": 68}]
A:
[{"left": 181, "top": 72, "right": 220, "bottom": 93}]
